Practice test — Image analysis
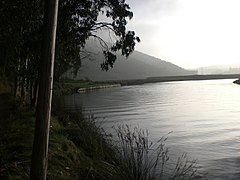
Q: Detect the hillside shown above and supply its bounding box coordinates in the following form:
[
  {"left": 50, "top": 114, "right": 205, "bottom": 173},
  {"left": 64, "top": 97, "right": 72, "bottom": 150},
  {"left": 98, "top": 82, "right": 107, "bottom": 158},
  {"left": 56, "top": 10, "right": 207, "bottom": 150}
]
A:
[{"left": 67, "top": 46, "right": 197, "bottom": 81}]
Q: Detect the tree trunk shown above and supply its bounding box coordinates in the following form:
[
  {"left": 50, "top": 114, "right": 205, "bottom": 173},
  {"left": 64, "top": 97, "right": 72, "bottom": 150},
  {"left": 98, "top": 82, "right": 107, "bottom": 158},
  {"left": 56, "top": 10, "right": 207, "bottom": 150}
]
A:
[
  {"left": 30, "top": 0, "right": 59, "bottom": 179},
  {"left": 20, "top": 79, "right": 25, "bottom": 100},
  {"left": 31, "top": 80, "right": 38, "bottom": 107},
  {"left": 13, "top": 76, "right": 18, "bottom": 97},
  {"left": 30, "top": 76, "right": 33, "bottom": 106}
]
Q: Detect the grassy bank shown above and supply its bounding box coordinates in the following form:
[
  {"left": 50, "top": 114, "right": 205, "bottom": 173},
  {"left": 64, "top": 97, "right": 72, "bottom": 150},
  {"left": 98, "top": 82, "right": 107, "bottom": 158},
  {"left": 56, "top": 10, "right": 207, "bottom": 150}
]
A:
[
  {"left": 0, "top": 105, "right": 198, "bottom": 179},
  {"left": 54, "top": 79, "right": 118, "bottom": 95},
  {"left": 56, "top": 74, "right": 240, "bottom": 95},
  {"left": 0, "top": 109, "right": 116, "bottom": 179}
]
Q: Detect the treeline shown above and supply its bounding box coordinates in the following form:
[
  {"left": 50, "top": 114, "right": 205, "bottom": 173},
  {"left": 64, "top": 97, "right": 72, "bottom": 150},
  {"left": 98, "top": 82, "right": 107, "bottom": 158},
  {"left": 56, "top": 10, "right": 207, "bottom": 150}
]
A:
[{"left": 0, "top": 0, "right": 140, "bottom": 104}]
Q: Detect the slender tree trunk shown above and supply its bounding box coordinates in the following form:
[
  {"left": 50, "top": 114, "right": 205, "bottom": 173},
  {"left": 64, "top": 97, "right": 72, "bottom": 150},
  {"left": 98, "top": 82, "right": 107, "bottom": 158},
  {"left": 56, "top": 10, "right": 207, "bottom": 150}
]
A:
[
  {"left": 30, "top": 76, "right": 33, "bottom": 106},
  {"left": 20, "top": 79, "right": 25, "bottom": 100},
  {"left": 30, "top": 0, "right": 59, "bottom": 179},
  {"left": 13, "top": 76, "right": 18, "bottom": 97},
  {"left": 32, "top": 80, "right": 38, "bottom": 107}
]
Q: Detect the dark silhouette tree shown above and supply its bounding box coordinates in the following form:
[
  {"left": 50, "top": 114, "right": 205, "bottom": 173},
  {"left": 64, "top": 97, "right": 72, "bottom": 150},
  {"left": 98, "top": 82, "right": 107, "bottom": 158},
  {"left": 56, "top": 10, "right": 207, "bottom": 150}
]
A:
[
  {"left": 0, "top": 0, "right": 140, "bottom": 102},
  {"left": 0, "top": 0, "right": 42, "bottom": 102},
  {"left": 55, "top": 0, "right": 140, "bottom": 78},
  {"left": 30, "top": 0, "right": 59, "bottom": 179}
]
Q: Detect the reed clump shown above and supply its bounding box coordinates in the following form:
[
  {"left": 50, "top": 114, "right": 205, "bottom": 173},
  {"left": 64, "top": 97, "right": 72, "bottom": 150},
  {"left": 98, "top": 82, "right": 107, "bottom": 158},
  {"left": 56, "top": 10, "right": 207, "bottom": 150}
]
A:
[{"left": 113, "top": 125, "right": 197, "bottom": 180}]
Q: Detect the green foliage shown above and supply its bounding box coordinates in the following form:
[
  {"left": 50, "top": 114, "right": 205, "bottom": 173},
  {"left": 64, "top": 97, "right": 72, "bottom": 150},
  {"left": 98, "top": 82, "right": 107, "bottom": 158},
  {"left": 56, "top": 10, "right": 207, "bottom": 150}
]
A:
[
  {"left": 53, "top": 79, "right": 110, "bottom": 95},
  {"left": 47, "top": 131, "right": 83, "bottom": 179},
  {"left": 0, "top": 111, "right": 35, "bottom": 179},
  {"left": 0, "top": 110, "right": 114, "bottom": 179},
  {"left": 55, "top": 0, "right": 140, "bottom": 77},
  {"left": 0, "top": 0, "right": 42, "bottom": 86},
  {"left": 58, "top": 112, "right": 116, "bottom": 179}
]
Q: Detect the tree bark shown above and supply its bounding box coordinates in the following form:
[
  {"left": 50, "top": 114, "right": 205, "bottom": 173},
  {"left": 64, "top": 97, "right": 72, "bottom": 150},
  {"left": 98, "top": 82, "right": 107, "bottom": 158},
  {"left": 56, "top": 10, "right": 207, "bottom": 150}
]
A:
[
  {"left": 13, "top": 76, "right": 18, "bottom": 97},
  {"left": 30, "top": 0, "right": 59, "bottom": 179},
  {"left": 31, "top": 80, "right": 38, "bottom": 107}
]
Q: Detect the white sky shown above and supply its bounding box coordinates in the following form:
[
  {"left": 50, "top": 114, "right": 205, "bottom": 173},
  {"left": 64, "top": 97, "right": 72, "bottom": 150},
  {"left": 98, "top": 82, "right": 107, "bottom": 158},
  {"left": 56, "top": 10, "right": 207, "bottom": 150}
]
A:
[{"left": 126, "top": 0, "right": 240, "bottom": 69}]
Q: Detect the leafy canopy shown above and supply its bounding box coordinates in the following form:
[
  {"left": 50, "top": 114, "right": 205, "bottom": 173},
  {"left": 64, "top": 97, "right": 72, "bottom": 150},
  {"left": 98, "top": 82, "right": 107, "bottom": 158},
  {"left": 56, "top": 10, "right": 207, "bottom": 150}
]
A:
[
  {"left": 0, "top": 0, "right": 140, "bottom": 81},
  {"left": 56, "top": 0, "right": 140, "bottom": 77}
]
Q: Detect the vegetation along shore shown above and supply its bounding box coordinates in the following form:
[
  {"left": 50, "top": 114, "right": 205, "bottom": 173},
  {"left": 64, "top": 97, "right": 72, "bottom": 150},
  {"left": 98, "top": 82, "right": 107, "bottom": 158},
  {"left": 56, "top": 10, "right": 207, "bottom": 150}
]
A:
[
  {"left": 58, "top": 74, "right": 240, "bottom": 95},
  {"left": 0, "top": 75, "right": 199, "bottom": 179},
  {"left": 0, "top": 97, "right": 199, "bottom": 179}
]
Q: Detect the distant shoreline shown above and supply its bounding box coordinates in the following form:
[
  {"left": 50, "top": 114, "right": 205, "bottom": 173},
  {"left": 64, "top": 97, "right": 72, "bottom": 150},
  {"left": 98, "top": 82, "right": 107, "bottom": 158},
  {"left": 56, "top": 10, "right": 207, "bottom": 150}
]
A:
[
  {"left": 72, "top": 74, "right": 240, "bottom": 93},
  {"left": 77, "top": 84, "right": 121, "bottom": 93},
  {"left": 98, "top": 74, "right": 240, "bottom": 86}
]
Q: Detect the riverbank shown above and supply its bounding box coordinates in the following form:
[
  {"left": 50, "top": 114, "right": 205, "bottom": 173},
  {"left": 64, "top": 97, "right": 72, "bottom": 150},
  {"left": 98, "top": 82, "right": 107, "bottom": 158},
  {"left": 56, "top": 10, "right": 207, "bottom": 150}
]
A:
[
  {"left": 102, "top": 74, "right": 240, "bottom": 86},
  {"left": 0, "top": 101, "right": 198, "bottom": 179},
  {"left": 57, "top": 74, "right": 240, "bottom": 95},
  {"left": 0, "top": 108, "right": 117, "bottom": 179},
  {"left": 0, "top": 72, "right": 199, "bottom": 179},
  {"left": 54, "top": 79, "right": 120, "bottom": 95},
  {"left": 77, "top": 84, "right": 121, "bottom": 93}
]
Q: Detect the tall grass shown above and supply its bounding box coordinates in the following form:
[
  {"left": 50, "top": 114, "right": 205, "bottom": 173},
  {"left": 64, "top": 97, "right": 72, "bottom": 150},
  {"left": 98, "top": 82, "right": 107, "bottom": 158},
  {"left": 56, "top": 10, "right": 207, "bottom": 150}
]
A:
[
  {"left": 57, "top": 112, "right": 116, "bottom": 179},
  {"left": 57, "top": 111, "right": 198, "bottom": 179},
  {"left": 113, "top": 125, "right": 197, "bottom": 180}
]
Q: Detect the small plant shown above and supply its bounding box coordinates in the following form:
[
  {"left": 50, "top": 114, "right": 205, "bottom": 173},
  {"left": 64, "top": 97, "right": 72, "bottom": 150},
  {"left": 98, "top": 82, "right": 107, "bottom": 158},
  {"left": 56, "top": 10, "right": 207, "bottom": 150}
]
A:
[{"left": 113, "top": 125, "right": 197, "bottom": 180}]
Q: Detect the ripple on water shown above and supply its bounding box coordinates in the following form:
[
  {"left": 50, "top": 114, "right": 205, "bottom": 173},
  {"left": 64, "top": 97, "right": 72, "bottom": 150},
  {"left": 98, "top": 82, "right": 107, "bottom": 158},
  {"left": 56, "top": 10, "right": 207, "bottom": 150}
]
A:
[{"left": 63, "top": 79, "right": 240, "bottom": 179}]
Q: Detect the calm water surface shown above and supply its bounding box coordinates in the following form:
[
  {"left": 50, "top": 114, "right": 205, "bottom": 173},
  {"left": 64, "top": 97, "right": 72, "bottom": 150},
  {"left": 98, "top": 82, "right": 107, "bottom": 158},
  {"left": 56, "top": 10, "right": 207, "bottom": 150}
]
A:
[{"left": 63, "top": 79, "right": 240, "bottom": 179}]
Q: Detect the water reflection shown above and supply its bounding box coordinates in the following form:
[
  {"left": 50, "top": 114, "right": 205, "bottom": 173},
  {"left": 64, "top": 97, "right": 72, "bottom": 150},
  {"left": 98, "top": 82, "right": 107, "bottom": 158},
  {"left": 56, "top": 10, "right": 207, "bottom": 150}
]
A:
[{"left": 62, "top": 79, "right": 240, "bottom": 179}]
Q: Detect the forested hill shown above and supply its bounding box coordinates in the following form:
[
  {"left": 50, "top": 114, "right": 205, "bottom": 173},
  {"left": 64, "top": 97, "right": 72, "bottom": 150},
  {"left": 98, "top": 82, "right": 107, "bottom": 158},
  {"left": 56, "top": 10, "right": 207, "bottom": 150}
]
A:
[{"left": 70, "top": 47, "right": 197, "bottom": 81}]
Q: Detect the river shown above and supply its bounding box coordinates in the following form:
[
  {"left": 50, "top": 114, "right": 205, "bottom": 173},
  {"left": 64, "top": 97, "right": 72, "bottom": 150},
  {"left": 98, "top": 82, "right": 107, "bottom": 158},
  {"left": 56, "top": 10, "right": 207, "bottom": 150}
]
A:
[{"left": 62, "top": 79, "right": 240, "bottom": 179}]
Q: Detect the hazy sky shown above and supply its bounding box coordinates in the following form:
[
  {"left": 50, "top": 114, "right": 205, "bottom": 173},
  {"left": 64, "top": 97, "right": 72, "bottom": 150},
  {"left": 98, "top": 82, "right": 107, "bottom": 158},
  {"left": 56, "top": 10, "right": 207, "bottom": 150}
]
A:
[{"left": 126, "top": 0, "right": 240, "bottom": 69}]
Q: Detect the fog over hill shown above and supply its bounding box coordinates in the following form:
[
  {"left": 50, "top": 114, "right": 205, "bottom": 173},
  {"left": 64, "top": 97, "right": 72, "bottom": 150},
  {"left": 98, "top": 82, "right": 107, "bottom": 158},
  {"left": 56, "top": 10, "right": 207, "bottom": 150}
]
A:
[
  {"left": 198, "top": 64, "right": 240, "bottom": 75},
  {"left": 68, "top": 46, "right": 197, "bottom": 81}
]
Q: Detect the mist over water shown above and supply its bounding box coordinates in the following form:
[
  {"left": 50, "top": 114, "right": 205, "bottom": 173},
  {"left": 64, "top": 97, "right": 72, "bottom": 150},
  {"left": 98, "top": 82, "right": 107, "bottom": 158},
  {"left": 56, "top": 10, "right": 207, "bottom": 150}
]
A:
[{"left": 63, "top": 79, "right": 240, "bottom": 179}]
